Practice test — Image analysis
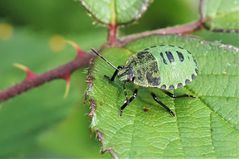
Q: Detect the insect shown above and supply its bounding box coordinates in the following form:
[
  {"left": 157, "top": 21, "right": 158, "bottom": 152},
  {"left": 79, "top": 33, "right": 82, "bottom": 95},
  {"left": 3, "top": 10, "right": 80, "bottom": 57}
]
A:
[{"left": 91, "top": 45, "right": 198, "bottom": 116}]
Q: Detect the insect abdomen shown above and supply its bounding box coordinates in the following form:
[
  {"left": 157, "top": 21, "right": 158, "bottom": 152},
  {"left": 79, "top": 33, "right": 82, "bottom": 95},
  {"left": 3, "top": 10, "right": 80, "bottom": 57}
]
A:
[
  {"left": 150, "top": 45, "right": 198, "bottom": 90},
  {"left": 129, "top": 45, "right": 198, "bottom": 90}
]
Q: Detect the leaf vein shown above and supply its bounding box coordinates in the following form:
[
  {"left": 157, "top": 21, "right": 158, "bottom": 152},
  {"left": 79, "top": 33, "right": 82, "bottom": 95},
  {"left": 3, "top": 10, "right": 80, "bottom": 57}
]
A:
[{"left": 186, "top": 87, "right": 239, "bottom": 132}]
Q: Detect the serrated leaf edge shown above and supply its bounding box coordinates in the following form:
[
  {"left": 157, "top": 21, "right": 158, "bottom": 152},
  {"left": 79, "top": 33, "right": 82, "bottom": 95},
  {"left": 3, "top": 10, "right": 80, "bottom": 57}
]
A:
[
  {"left": 79, "top": 0, "right": 153, "bottom": 26},
  {"left": 86, "top": 58, "right": 119, "bottom": 159},
  {"left": 87, "top": 35, "right": 239, "bottom": 158}
]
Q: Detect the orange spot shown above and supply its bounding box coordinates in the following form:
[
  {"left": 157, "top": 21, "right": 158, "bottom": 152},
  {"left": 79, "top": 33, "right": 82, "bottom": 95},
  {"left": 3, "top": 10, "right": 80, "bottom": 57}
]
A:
[
  {"left": 49, "top": 35, "right": 66, "bottom": 52},
  {"left": 0, "top": 23, "right": 13, "bottom": 40}
]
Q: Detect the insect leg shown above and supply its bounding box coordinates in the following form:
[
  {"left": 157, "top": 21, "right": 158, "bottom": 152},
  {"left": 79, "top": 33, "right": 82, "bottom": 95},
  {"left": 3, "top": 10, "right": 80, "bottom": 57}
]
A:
[
  {"left": 151, "top": 92, "right": 175, "bottom": 117},
  {"left": 123, "top": 82, "right": 128, "bottom": 100},
  {"left": 120, "top": 89, "right": 138, "bottom": 116},
  {"left": 163, "top": 90, "right": 195, "bottom": 98},
  {"left": 104, "top": 66, "right": 123, "bottom": 82}
]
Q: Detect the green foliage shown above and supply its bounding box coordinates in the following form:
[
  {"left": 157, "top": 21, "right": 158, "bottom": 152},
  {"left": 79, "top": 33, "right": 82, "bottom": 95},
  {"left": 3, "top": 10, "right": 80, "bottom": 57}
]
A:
[
  {"left": 195, "top": 30, "right": 239, "bottom": 47},
  {"left": 0, "top": 0, "right": 102, "bottom": 34},
  {"left": 90, "top": 36, "right": 239, "bottom": 158},
  {"left": 1, "top": 0, "right": 239, "bottom": 158},
  {"left": 0, "top": 29, "right": 107, "bottom": 158},
  {"left": 80, "top": 0, "right": 152, "bottom": 25},
  {"left": 202, "top": 0, "right": 239, "bottom": 30},
  {"left": 123, "top": 0, "right": 199, "bottom": 34}
]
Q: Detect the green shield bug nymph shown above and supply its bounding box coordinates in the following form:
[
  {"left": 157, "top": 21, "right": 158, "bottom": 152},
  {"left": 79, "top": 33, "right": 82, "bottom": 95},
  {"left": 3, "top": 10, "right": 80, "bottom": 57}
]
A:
[{"left": 92, "top": 45, "right": 198, "bottom": 116}]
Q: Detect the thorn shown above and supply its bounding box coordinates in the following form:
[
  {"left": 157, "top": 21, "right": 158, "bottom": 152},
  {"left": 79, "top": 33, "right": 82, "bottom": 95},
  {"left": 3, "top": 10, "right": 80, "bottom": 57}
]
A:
[
  {"left": 62, "top": 73, "right": 71, "bottom": 98},
  {"left": 66, "top": 40, "right": 86, "bottom": 58},
  {"left": 14, "top": 63, "right": 37, "bottom": 80}
]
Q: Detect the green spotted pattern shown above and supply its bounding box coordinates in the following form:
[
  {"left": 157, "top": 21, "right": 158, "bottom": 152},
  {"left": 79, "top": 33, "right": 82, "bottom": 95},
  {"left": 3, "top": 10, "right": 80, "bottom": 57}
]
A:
[{"left": 122, "top": 45, "right": 198, "bottom": 90}]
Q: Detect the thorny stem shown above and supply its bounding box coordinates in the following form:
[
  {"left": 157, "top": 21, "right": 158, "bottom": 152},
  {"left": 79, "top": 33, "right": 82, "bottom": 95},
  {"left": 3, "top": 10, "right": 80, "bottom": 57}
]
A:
[{"left": 0, "top": 54, "right": 93, "bottom": 103}]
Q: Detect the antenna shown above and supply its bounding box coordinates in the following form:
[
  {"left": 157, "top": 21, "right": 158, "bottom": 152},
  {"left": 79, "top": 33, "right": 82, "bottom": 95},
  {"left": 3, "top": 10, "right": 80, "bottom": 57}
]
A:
[{"left": 91, "top": 49, "right": 118, "bottom": 70}]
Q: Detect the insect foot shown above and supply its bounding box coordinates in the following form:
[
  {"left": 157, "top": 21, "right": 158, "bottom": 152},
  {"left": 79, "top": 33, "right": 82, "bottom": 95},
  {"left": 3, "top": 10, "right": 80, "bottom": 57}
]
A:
[
  {"left": 119, "top": 89, "right": 138, "bottom": 116},
  {"left": 151, "top": 92, "right": 176, "bottom": 117},
  {"left": 119, "top": 99, "right": 130, "bottom": 116}
]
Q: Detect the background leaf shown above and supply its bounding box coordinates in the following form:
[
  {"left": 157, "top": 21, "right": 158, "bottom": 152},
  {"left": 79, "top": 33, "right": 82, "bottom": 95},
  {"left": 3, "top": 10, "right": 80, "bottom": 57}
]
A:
[
  {"left": 80, "top": 0, "right": 152, "bottom": 25},
  {"left": 90, "top": 36, "right": 239, "bottom": 158},
  {"left": 0, "top": 0, "right": 104, "bottom": 34},
  {"left": 1, "top": 0, "right": 239, "bottom": 158},
  {"left": 202, "top": 0, "right": 239, "bottom": 30},
  {"left": 0, "top": 28, "right": 108, "bottom": 158}
]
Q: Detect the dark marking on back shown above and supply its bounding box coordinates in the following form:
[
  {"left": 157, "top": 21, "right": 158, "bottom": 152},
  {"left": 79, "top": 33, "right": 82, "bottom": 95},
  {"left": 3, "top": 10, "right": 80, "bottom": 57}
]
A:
[
  {"left": 137, "top": 51, "right": 147, "bottom": 59},
  {"left": 178, "top": 46, "right": 184, "bottom": 49},
  {"left": 150, "top": 62, "right": 158, "bottom": 73},
  {"left": 144, "top": 48, "right": 150, "bottom": 51},
  {"left": 169, "top": 45, "right": 175, "bottom": 47},
  {"left": 169, "top": 85, "right": 175, "bottom": 90},
  {"left": 136, "top": 70, "right": 144, "bottom": 81},
  {"left": 185, "top": 79, "right": 191, "bottom": 85},
  {"left": 176, "top": 51, "right": 184, "bottom": 62},
  {"left": 150, "top": 45, "right": 156, "bottom": 48},
  {"left": 159, "top": 44, "right": 165, "bottom": 46},
  {"left": 160, "top": 52, "right": 167, "bottom": 64},
  {"left": 192, "top": 74, "right": 196, "bottom": 80},
  {"left": 136, "top": 51, "right": 154, "bottom": 62},
  {"left": 146, "top": 72, "right": 160, "bottom": 86},
  {"left": 160, "top": 85, "right": 166, "bottom": 90},
  {"left": 165, "top": 51, "right": 175, "bottom": 63},
  {"left": 177, "top": 83, "right": 183, "bottom": 88}
]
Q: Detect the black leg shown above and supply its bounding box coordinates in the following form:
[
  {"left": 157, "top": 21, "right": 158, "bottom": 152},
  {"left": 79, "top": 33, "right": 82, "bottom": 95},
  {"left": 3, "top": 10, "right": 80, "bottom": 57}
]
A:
[
  {"left": 163, "top": 90, "right": 195, "bottom": 98},
  {"left": 104, "top": 66, "right": 123, "bottom": 82},
  {"left": 151, "top": 92, "right": 175, "bottom": 117},
  {"left": 120, "top": 89, "right": 138, "bottom": 116}
]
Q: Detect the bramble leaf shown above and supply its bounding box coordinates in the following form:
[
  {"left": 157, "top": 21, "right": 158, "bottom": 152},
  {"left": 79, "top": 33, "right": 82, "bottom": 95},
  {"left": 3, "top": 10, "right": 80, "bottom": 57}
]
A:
[
  {"left": 202, "top": 0, "right": 239, "bottom": 31},
  {"left": 89, "top": 36, "right": 239, "bottom": 158},
  {"left": 80, "top": 0, "right": 152, "bottom": 25}
]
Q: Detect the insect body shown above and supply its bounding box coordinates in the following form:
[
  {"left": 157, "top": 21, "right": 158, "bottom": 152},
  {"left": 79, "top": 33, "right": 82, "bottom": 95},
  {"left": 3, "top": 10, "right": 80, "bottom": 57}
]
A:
[
  {"left": 92, "top": 45, "right": 198, "bottom": 116},
  {"left": 118, "top": 45, "right": 198, "bottom": 89}
]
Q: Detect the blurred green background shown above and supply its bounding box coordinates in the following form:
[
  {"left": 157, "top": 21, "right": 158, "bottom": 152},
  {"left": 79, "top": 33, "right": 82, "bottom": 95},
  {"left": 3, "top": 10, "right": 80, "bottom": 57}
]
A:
[{"left": 0, "top": 0, "right": 238, "bottom": 158}]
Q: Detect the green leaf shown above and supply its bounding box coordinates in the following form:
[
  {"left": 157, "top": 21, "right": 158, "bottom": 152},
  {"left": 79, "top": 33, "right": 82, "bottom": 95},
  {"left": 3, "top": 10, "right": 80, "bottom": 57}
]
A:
[
  {"left": 37, "top": 103, "right": 110, "bottom": 159},
  {"left": 80, "top": 0, "right": 152, "bottom": 25},
  {"left": 0, "top": 28, "right": 105, "bottom": 157},
  {"left": 202, "top": 0, "right": 239, "bottom": 31},
  {"left": 195, "top": 30, "right": 239, "bottom": 47},
  {"left": 89, "top": 36, "right": 239, "bottom": 158}
]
